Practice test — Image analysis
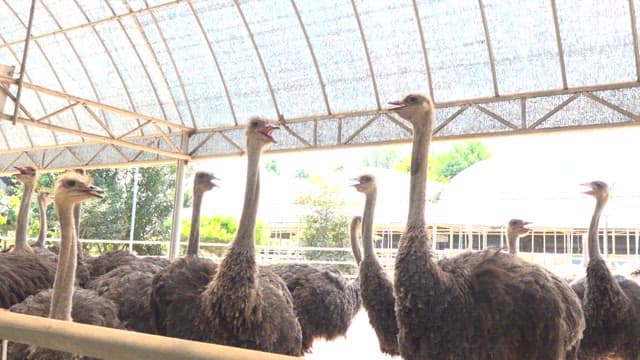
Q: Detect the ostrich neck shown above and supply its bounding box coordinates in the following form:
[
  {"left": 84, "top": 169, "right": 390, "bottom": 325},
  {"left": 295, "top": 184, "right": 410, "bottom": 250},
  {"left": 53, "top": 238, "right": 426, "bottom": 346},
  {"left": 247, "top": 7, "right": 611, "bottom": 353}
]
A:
[
  {"left": 406, "top": 116, "right": 432, "bottom": 234},
  {"left": 15, "top": 183, "right": 34, "bottom": 251},
  {"left": 73, "top": 204, "right": 81, "bottom": 238},
  {"left": 507, "top": 232, "right": 518, "bottom": 255},
  {"left": 186, "top": 190, "right": 204, "bottom": 256},
  {"left": 588, "top": 198, "right": 607, "bottom": 260},
  {"left": 50, "top": 202, "right": 78, "bottom": 321},
  {"left": 231, "top": 146, "right": 261, "bottom": 252},
  {"left": 36, "top": 199, "right": 48, "bottom": 247},
  {"left": 362, "top": 191, "right": 377, "bottom": 258},
  {"left": 349, "top": 219, "right": 362, "bottom": 265}
]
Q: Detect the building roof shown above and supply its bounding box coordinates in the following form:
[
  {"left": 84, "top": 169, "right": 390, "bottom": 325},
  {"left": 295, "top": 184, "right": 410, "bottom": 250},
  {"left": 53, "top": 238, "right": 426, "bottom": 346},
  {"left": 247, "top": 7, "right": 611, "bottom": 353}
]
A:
[{"left": 2, "top": 1, "right": 640, "bottom": 172}]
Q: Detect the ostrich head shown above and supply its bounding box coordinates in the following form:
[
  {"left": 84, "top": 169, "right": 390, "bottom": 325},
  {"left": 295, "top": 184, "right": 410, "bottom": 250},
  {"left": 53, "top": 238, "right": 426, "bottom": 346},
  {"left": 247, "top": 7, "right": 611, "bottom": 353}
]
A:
[
  {"left": 194, "top": 171, "right": 219, "bottom": 193},
  {"left": 54, "top": 171, "right": 104, "bottom": 206},
  {"left": 388, "top": 93, "right": 434, "bottom": 126},
  {"left": 581, "top": 180, "right": 610, "bottom": 203},
  {"left": 14, "top": 166, "right": 38, "bottom": 186},
  {"left": 38, "top": 191, "right": 54, "bottom": 207},
  {"left": 352, "top": 174, "right": 377, "bottom": 194},
  {"left": 65, "top": 168, "right": 86, "bottom": 176},
  {"left": 245, "top": 117, "right": 279, "bottom": 152},
  {"left": 507, "top": 219, "right": 531, "bottom": 239}
]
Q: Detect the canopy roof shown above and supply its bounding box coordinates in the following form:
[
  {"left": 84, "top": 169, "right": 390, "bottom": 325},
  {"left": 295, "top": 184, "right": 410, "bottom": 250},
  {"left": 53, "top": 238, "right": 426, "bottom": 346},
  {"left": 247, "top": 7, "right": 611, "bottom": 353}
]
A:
[{"left": 1, "top": 0, "right": 640, "bottom": 173}]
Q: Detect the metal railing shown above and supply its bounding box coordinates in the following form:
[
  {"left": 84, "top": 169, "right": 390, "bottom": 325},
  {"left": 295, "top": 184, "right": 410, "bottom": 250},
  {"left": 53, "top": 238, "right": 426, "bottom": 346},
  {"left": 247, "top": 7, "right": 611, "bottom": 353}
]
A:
[{"left": 0, "top": 310, "right": 299, "bottom": 360}]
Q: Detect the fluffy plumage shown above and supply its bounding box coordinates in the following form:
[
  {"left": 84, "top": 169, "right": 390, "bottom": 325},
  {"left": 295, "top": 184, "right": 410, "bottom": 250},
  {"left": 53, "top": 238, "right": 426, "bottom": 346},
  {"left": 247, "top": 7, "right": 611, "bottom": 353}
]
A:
[
  {"left": 8, "top": 288, "right": 121, "bottom": 360},
  {"left": 0, "top": 253, "right": 56, "bottom": 308},
  {"left": 269, "top": 263, "right": 361, "bottom": 352},
  {"left": 352, "top": 174, "right": 399, "bottom": 356},
  {"left": 571, "top": 181, "right": 640, "bottom": 359},
  {"left": 87, "top": 261, "right": 163, "bottom": 334},
  {"left": 391, "top": 94, "right": 584, "bottom": 359}
]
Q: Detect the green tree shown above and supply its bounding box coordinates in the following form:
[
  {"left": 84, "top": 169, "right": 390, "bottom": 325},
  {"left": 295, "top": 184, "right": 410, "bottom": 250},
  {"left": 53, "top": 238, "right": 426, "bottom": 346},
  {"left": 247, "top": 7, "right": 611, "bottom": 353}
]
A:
[
  {"left": 264, "top": 159, "right": 279, "bottom": 175},
  {"left": 395, "top": 141, "right": 491, "bottom": 183},
  {"left": 362, "top": 148, "right": 405, "bottom": 169},
  {"left": 178, "top": 215, "right": 266, "bottom": 256},
  {"left": 429, "top": 141, "right": 491, "bottom": 183},
  {"left": 294, "top": 181, "right": 350, "bottom": 264},
  {"left": 293, "top": 168, "right": 310, "bottom": 179}
]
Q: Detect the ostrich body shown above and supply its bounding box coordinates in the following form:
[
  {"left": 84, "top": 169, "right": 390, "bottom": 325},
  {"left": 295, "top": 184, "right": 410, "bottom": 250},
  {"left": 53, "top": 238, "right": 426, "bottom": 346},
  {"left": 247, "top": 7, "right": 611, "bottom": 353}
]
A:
[
  {"left": 266, "top": 214, "right": 362, "bottom": 352},
  {"left": 151, "top": 118, "right": 302, "bottom": 355},
  {"left": 506, "top": 218, "right": 531, "bottom": 255},
  {"left": 187, "top": 171, "right": 218, "bottom": 257},
  {"left": 13, "top": 166, "right": 37, "bottom": 254},
  {"left": 391, "top": 94, "right": 584, "bottom": 359},
  {"left": 353, "top": 174, "right": 399, "bottom": 356},
  {"left": 0, "top": 167, "right": 56, "bottom": 308},
  {"left": 8, "top": 171, "right": 120, "bottom": 359},
  {"left": 35, "top": 191, "right": 53, "bottom": 248},
  {"left": 86, "top": 261, "right": 162, "bottom": 334},
  {"left": 571, "top": 181, "right": 640, "bottom": 359}
]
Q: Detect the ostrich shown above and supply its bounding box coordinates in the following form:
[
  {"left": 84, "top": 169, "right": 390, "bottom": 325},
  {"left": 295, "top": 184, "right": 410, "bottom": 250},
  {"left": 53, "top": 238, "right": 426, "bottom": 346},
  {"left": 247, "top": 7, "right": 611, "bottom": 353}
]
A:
[
  {"left": 151, "top": 118, "right": 302, "bottom": 356},
  {"left": 34, "top": 191, "right": 53, "bottom": 248},
  {"left": 570, "top": 181, "right": 640, "bottom": 358},
  {"left": 0, "top": 168, "right": 57, "bottom": 308},
  {"left": 268, "top": 216, "right": 363, "bottom": 353},
  {"left": 12, "top": 166, "right": 37, "bottom": 254},
  {"left": 186, "top": 171, "right": 218, "bottom": 257},
  {"left": 352, "top": 174, "right": 399, "bottom": 356},
  {"left": 505, "top": 218, "right": 531, "bottom": 255},
  {"left": 390, "top": 93, "right": 585, "bottom": 359},
  {"left": 350, "top": 215, "right": 363, "bottom": 265},
  {"left": 8, "top": 170, "right": 121, "bottom": 360}
]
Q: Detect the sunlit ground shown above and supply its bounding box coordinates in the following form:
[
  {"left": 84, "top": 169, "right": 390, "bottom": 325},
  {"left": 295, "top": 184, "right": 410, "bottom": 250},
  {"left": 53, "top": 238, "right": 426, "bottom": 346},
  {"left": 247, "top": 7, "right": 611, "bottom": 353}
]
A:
[{"left": 305, "top": 310, "right": 399, "bottom": 360}]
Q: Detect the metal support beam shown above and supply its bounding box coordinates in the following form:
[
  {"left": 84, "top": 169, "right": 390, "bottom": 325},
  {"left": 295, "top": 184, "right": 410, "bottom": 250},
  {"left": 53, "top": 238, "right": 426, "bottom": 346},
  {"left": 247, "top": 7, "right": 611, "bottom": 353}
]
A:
[
  {"left": 0, "top": 113, "right": 191, "bottom": 161},
  {"left": 169, "top": 132, "right": 190, "bottom": 260},
  {"left": 0, "top": 311, "right": 299, "bottom": 360},
  {"left": 12, "top": 0, "right": 38, "bottom": 125},
  {"left": 0, "top": 75, "right": 191, "bottom": 131}
]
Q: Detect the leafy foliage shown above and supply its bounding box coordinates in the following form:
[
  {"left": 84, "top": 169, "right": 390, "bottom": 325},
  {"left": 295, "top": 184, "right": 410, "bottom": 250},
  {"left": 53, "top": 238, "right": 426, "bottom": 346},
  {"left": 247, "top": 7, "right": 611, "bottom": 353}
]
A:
[
  {"left": 178, "top": 215, "right": 266, "bottom": 256},
  {"left": 428, "top": 141, "right": 491, "bottom": 183},
  {"left": 363, "top": 148, "right": 405, "bottom": 169},
  {"left": 395, "top": 141, "right": 491, "bottom": 183},
  {"left": 264, "top": 159, "right": 280, "bottom": 175},
  {"left": 294, "top": 180, "right": 350, "bottom": 262}
]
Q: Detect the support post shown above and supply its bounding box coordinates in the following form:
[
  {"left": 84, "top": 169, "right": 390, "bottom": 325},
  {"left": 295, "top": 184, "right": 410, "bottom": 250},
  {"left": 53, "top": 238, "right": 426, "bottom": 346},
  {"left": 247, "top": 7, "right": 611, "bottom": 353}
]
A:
[
  {"left": 128, "top": 167, "right": 140, "bottom": 253},
  {"left": 12, "top": 0, "right": 38, "bottom": 125},
  {"left": 168, "top": 132, "right": 189, "bottom": 260}
]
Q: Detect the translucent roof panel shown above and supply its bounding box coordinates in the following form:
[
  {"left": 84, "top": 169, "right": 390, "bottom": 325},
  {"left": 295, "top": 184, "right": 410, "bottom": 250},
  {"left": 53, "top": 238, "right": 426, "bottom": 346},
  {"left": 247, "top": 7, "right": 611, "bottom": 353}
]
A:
[
  {"left": 484, "top": 0, "right": 563, "bottom": 94},
  {"left": 556, "top": 0, "right": 636, "bottom": 86},
  {"left": 417, "top": 0, "right": 494, "bottom": 102},
  {"left": 2, "top": 0, "right": 640, "bottom": 170}
]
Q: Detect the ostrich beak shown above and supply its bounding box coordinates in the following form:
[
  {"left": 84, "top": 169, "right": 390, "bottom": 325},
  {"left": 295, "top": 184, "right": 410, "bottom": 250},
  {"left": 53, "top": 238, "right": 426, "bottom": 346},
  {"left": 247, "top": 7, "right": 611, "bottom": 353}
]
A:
[
  {"left": 580, "top": 182, "right": 595, "bottom": 196},
  {"left": 86, "top": 185, "right": 104, "bottom": 199},
  {"left": 13, "top": 166, "right": 26, "bottom": 174},
  {"left": 388, "top": 100, "right": 407, "bottom": 111},
  {"left": 258, "top": 125, "right": 279, "bottom": 143}
]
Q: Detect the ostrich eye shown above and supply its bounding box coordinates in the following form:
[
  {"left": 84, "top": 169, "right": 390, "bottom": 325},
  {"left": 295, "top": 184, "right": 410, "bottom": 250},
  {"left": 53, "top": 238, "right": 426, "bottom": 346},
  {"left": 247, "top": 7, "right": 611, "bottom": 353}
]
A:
[
  {"left": 361, "top": 175, "right": 372, "bottom": 182},
  {"left": 66, "top": 180, "right": 77, "bottom": 187},
  {"left": 407, "top": 95, "right": 417, "bottom": 103}
]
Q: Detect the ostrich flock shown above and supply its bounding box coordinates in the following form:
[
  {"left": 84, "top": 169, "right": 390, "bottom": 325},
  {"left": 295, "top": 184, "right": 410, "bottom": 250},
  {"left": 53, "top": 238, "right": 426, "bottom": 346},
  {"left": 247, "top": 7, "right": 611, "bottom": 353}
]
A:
[{"left": 1, "top": 94, "right": 639, "bottom": 359}]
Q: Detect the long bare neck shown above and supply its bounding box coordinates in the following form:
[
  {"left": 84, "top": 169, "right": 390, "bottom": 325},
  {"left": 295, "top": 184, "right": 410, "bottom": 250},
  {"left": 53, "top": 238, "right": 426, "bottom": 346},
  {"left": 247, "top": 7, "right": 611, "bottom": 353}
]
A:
[
  {"left": 406, "top": 114, "right": 432, "bottom": 233},
  {"left": 232, "top": 146, "right": 261, "bottom": 252},
  {"left": 50, "top": 202, "right": 78, "bottom": 321},
  {"left": 186, "top": 190, "right": 204, "bottom": 256},
  {"left": 73, "top": 203, "right": 81, "bottom": 238},
  {"left": 36, "top": 199, "right": 48, "bottom": 247},
  {"left": 15, "top": 182, "right": 35, "bottom": 252},
  {"left": 362, "top": 190, "right": 377, "bottom": 259},
  {"left": 350, "top": 218, "right": 362, "bottom": 265},
  {"left": 507, "top": 232, "right": 518, "bottom": 255},
  {"left": 588, "top": 197, "right": 607, "bottom": 260}
]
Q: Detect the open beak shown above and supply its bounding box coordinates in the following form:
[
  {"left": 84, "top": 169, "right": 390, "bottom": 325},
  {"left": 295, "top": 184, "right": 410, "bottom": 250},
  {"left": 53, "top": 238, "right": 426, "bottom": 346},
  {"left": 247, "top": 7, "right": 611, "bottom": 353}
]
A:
[
  {"left": 580, "top": 182, "right": 595, "bottom": 196},
  {"left": 13, "top": 166, "right": 26, "bottom": 175},
  {"left": 258, "top": 125, "right": 279, "bottom": 143},
  {"left": 521, "top": 221, "right": 532, "bottom": 232},
  {"left": 86, "top": 186, "right": 104, "bottom": 199},
  {"left": 210, "top": 176, "right": 220, "bottom": 187},
  {"left": 388, "top": 100, "right": 407, "bottom": 111}
]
